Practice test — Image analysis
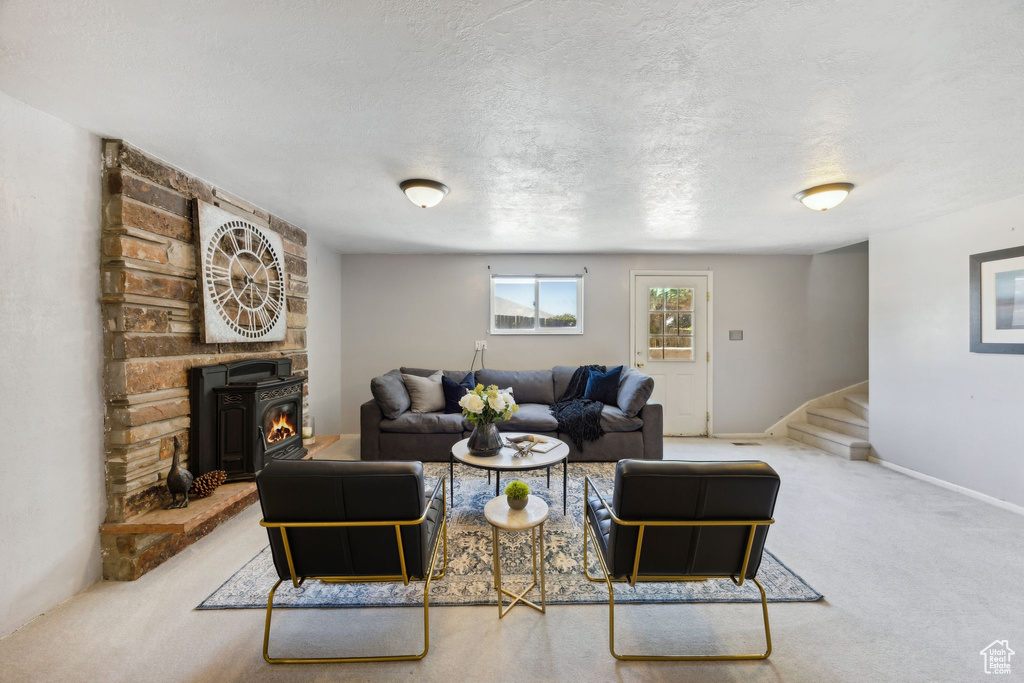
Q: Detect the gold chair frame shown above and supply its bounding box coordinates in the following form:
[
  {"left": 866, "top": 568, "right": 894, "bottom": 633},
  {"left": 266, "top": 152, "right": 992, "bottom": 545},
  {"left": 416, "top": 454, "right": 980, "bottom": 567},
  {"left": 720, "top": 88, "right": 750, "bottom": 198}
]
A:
[
  {"left": 259, "top": 476, "right": 448, "bottom": 664},
  {"left": 583, "top": 475, "right": 774, "bottom": 661}
]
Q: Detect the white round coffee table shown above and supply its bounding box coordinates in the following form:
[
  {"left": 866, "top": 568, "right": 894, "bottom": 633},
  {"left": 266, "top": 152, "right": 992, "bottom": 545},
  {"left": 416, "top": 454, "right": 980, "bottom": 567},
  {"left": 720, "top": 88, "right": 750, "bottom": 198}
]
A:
[
  {"left": 484, "top": 495, "right": 548, "bottom": 618},
  {"left": 450, "top": 433, "right": 570, "bottom": 514}
]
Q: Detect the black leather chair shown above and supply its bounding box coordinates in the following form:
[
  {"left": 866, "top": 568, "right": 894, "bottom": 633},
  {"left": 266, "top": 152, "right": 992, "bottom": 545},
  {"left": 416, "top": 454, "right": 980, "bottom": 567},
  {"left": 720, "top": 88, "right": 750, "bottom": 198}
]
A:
[
  {"left": 584, "top": 459, "right": 780, "bottom": 661},
  {"left": 256, "top": 460, "right": 447, "bottom": 663}
]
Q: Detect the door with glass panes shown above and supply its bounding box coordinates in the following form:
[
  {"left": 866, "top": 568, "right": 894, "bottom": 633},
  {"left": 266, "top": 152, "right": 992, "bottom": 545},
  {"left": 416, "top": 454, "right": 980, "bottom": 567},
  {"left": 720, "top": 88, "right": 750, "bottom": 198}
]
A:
[{"left": 633, "top": 275, "right": 709, "bottom": 435}]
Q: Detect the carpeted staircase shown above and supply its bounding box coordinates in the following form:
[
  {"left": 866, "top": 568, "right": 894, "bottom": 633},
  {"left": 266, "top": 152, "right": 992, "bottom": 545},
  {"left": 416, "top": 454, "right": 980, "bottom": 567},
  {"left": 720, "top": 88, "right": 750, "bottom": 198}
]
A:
[{"left": 788, "top": 392, "right": 869, "bottom": 460}]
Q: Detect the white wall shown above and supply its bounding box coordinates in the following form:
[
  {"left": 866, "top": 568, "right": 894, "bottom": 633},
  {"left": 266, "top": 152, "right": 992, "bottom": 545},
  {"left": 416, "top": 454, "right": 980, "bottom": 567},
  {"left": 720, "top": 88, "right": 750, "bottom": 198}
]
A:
[
  {"left": 870, "top": 194, "right": 1024, "bottom": 509},
  {"left": 807, "top": 242, "right": 870, "bottom": 398},
  {"left": 305, "top": 238, "right": 343, "bottom": 435},
  {"left": 0, "top": 91, "right": 105, "bottom": 638},
  {"left": 339, "top": 251, "right": 868, "bottom": 434}
]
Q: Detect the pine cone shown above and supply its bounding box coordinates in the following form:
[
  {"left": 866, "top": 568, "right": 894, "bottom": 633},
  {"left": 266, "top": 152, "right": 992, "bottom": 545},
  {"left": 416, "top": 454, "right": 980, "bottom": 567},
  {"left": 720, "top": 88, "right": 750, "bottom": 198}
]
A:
[{"left": 189, "top": 470, "right": 228, "bottom": 498}]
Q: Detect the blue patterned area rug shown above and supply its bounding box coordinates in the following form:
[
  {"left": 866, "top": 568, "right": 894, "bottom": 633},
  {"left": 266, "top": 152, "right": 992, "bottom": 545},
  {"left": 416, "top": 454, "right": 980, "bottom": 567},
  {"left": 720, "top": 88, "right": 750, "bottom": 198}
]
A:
[{"left": 198, "top": 462, "right": 821, "bottom": 609}]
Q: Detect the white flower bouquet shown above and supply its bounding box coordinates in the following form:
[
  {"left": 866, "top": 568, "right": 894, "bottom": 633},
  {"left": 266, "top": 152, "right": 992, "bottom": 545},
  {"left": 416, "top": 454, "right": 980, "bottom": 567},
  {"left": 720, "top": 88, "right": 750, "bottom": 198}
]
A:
[{"left": 459, "top": 383, "right": 518, "bottom": 425}]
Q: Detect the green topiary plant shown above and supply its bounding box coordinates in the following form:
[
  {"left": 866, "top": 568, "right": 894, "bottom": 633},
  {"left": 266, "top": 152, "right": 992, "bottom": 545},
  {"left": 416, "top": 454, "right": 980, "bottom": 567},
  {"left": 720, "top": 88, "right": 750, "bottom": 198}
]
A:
[{"left": 504, "top": 481, "right": 530, "bottom": 500}]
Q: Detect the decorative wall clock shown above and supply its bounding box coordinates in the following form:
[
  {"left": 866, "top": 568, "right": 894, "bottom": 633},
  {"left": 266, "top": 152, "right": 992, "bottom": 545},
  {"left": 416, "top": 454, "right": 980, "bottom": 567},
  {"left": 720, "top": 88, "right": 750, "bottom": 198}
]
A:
[{"left": 196, "top": 201, "right": 287, "bottom": 343}]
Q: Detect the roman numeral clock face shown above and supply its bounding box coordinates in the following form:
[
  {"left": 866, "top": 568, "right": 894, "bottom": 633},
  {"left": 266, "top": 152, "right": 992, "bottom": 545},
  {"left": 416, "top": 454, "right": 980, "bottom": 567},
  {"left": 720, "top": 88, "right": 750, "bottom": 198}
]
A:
[{"left": 197, "top": 202, "right": 288, "bottom": 343}]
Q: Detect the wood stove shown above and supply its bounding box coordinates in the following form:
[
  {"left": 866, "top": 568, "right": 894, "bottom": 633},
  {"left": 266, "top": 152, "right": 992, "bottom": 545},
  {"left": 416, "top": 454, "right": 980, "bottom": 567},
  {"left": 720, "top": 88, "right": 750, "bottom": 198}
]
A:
[{"left": 190, "top": 358, "right": 307, "bottom": 481}]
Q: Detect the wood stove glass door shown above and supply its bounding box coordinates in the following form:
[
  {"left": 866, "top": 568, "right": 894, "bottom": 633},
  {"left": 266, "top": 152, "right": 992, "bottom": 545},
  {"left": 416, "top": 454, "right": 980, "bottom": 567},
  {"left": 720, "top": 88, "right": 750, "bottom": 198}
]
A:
[{"left": 263, "top": 402, "right": 298, "bottom": 447}]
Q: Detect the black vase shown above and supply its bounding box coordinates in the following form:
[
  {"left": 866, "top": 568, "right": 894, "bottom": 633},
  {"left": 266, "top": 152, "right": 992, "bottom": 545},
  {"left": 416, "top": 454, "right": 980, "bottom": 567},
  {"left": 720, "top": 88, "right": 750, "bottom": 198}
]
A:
[{"left": 468, "top": 422, "right": 502, "bottom": 457}]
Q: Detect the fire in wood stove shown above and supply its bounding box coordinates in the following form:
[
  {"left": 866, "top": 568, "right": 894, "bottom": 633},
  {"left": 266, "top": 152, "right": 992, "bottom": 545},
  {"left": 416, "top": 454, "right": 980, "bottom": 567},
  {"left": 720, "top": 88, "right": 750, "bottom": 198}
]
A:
[{"left": 265, "top": 404, "right": 297, "bottom": 444}]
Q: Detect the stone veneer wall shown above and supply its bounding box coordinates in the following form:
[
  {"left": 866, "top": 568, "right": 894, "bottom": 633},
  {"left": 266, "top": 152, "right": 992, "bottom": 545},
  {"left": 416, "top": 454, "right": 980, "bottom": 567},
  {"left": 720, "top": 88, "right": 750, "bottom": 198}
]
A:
[{"left": 100, "top": 140, "right": 309, "bottom": 532}]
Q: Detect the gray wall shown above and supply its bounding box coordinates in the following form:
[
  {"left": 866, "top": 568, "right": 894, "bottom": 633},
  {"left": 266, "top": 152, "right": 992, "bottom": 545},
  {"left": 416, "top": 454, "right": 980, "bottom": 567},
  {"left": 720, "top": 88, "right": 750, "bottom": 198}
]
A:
[
  {"left": 339, "top": 251, "right": 868, "bottom": 434},
  {"left": 807, "top": 243, "right": 870, "bottom": 398},
  {"left": 306, "top": 238, "right": 344, "bottom": 435},
  {"left": 0, "top": 91, "right": 106, "bottom": 638},
  {"left": 870, "top": 193, "right": 1024, "bottom": 508}
]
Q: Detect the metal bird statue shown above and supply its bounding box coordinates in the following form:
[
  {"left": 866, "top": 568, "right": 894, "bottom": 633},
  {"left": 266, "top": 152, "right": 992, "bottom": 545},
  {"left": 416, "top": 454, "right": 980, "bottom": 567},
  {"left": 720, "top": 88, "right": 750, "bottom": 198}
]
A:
[{"left": 165, "top": 435, "right": 194, "bottom": 509}]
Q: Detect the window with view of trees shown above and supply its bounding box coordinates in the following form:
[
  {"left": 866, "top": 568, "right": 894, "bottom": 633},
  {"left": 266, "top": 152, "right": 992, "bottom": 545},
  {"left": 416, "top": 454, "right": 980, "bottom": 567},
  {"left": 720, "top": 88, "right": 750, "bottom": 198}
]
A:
[
  {"left": 648, "top": 287, "right": 694, "bottom": 360},
  {"left": 490, "top": 275, "right": 584, "bottom": 334}
]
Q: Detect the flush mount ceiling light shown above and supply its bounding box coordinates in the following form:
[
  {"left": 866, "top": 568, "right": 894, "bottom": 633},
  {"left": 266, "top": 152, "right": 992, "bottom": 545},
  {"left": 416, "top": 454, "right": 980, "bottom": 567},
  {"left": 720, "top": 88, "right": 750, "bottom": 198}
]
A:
[
  {"left": 400, "top": 179, "right": 449, "bottom": 208},
  {"left": 795, "top": 182, "right": 854, "bottom": 211}
]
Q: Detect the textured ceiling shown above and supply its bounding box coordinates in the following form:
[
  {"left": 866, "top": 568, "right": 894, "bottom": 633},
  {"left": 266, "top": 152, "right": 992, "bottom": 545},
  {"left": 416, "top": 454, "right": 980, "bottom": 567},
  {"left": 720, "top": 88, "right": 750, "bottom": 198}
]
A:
[{"left": 2, "top": 0, "right": 1023, "bottom": 254}]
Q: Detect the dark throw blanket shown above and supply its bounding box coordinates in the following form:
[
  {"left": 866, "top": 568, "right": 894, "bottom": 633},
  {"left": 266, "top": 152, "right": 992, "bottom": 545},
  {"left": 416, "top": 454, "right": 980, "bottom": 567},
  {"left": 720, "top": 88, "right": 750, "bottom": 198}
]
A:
[{"left": 550, "top": 365, "right": 606, "bottom": 451}]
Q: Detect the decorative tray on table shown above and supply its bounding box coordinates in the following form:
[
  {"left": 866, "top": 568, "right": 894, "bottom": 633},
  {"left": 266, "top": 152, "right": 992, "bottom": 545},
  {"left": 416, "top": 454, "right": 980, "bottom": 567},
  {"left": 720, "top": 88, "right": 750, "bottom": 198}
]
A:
[{"left": 505, "top": 435, "right": 558, "bottom": 456}]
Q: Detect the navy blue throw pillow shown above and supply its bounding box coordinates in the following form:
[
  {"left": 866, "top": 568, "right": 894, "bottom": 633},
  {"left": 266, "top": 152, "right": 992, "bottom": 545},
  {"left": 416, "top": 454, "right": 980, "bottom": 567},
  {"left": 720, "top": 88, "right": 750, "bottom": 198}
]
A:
[
  {"left": 442, "top": 372, "right": 476, "bottom": 414},
  {"left": 583, "top": 365, "right": 622, "bottom": 405}
]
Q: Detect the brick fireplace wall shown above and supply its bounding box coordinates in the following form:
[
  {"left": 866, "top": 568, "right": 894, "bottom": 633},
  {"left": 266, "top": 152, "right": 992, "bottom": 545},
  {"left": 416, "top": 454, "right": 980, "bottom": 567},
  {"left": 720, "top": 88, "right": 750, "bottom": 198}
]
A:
[{"left": 100, "top": 141, "right": 310, "bottom": 537}]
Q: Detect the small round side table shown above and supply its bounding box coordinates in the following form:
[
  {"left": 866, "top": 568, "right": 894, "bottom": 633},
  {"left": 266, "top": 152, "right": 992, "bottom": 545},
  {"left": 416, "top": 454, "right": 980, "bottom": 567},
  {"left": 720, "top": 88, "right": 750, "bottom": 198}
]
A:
[{"left": 484, "top": 495, "right": 548, "bottom": 619}]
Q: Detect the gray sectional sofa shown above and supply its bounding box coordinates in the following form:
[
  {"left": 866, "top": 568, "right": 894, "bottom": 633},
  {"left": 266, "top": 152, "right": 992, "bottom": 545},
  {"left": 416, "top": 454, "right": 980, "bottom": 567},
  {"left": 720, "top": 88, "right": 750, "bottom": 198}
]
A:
[{"left": 361, "top": 366, "right": 663, "bottom": 462}]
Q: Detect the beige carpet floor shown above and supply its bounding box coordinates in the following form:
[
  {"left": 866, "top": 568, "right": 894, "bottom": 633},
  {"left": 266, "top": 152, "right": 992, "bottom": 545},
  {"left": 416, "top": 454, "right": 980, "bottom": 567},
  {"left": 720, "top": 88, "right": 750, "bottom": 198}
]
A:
[{"left": 1, "top": 436, "right": 1022, "bottom": 682}]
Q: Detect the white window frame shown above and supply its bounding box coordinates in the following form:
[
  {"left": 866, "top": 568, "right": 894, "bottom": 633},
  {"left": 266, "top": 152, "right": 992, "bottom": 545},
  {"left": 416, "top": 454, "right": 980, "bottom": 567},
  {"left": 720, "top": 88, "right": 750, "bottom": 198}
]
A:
[{"left": 490, "top": 274, "right": 584, "bottom": 335}]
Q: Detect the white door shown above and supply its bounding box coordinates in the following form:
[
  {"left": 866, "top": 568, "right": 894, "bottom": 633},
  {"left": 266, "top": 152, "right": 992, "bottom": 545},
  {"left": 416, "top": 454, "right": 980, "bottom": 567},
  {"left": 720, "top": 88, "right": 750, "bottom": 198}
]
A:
[{"left": 632, "top": 275, "right": 710, "bottom": 436}]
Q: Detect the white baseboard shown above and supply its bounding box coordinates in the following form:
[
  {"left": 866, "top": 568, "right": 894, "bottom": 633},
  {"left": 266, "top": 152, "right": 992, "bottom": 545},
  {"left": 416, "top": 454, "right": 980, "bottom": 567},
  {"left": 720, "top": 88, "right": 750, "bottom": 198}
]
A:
[
  {"left": 868, "top": 456, "right": 1024, "bottom": 517},
  {"left": 712, "top": 433, "right": 769, "bottom": 439}
]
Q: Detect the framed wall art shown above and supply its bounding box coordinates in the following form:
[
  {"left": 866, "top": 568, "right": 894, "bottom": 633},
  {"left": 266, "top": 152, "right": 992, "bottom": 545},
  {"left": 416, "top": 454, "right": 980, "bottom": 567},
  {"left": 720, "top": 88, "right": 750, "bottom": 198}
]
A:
[{"left": 970, "top": 245, "right": 1024, "bottom": 354}]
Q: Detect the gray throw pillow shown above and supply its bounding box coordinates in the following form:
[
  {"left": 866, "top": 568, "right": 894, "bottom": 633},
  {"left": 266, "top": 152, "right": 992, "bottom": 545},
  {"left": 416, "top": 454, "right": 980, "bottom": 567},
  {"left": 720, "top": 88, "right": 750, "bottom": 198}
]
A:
[
  {"left": 552, "top": 366, "right": 578, "bottom": 400},
  {"left": 399, "top": 366, "right": 437, "bottom": 378},
  {"left": 402, "top": 371, "right": 446, "bottom": 413},
  {"left": 617, "top": 367, "right": 655, "bottom": 418},
  {"left": 401, "top": 366, "right": 472, "bottom": 383},
  {"left": 475, "top": 369, "right": 554, "bottom": 404},
  {"left": 371, "top": 369, "right": 411, "bottom": 419}
]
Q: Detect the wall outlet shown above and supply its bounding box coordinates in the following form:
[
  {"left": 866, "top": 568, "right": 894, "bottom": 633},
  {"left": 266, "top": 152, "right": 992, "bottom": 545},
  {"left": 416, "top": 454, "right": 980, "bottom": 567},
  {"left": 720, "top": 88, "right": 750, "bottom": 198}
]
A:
[{"left": 475, "top": 340, "right": 488, "bottom": 350}]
